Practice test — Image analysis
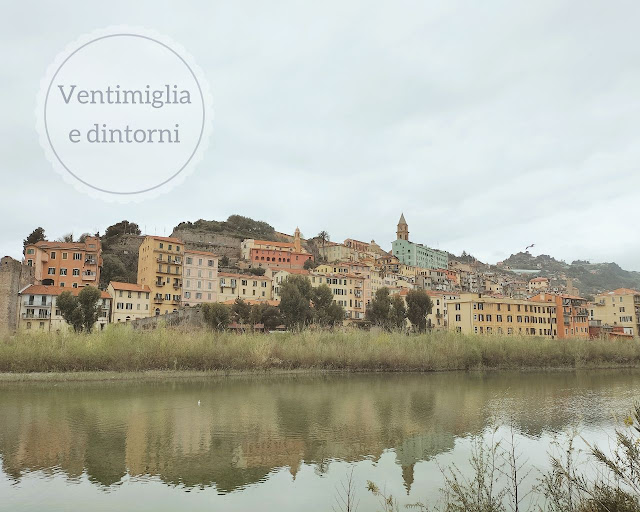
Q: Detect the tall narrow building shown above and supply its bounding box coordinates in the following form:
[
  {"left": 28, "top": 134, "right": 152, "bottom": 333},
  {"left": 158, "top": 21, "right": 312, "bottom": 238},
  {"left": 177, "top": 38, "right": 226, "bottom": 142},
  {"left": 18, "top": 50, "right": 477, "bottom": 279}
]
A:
[
  {"left": 137, "top": 236, "right": 183, "bottom": 316},
  {"left": 396, "top": 213, "right": 409, "bottom": 241}
]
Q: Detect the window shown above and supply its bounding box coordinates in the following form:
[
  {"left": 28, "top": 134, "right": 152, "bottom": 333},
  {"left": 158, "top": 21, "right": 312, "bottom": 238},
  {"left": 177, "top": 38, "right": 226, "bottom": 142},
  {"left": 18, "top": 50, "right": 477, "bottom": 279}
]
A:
[
  {"left": 50, "top": 251, "right": 56, "bottom": 259},
  {"left": 60, "top": 268, "right": 67, "bottom": 275},
  {"left": 73, "top": 269, "right": 80, "bottom": 276},
  {"left": 48, "top": 267, "right": 55, "bottom": 275},
  {"left": 73, "top": 253, "right": 82, "bottom": 260},
  {"left": 62, "top": 252, "right": 68, "bottom": 259}
]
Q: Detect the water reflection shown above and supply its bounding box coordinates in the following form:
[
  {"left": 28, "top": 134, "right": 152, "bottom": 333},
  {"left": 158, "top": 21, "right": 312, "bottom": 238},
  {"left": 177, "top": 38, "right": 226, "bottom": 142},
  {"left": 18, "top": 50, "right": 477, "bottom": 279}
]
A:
[{"left": 0, "top": 371, "right": 638, "bottom": 494}]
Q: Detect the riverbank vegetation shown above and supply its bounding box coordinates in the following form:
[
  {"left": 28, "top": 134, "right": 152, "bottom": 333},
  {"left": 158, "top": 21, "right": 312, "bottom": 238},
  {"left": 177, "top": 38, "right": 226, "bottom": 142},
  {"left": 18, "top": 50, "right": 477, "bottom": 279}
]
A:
[
  {"left": 359, "top": 403, "right": 640, "bottom": 512},
  {"left": 1, "top": 327, "right": 639, "bottom": 374}
]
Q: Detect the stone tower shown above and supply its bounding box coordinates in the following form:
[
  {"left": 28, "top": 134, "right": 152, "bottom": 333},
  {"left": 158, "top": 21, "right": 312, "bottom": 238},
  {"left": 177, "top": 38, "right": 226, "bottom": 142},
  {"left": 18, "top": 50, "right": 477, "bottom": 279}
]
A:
[
  {"left": 294, "top": 227, "right": 301, "bottom": 253},
  {"left": 396, "top": 213, "right": 409, "bottom": 241}
]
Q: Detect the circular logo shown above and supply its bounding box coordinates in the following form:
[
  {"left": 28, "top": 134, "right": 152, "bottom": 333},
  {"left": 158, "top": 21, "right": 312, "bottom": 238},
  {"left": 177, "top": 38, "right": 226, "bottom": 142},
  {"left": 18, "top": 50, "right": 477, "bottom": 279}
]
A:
[{"left": 36, "top": 27, "right": 213, "bottom": 201}]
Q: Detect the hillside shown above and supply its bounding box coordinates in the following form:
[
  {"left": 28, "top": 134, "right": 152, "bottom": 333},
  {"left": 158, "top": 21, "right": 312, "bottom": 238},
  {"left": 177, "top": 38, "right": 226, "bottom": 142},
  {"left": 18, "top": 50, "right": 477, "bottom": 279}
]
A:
[{"left": 501, "top": 252, "right": 640, "bottom": 297}]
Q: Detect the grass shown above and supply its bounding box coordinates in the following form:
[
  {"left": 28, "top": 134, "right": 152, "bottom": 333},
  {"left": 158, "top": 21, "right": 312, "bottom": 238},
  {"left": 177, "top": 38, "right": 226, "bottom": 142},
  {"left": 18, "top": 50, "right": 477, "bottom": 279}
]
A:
[{"left": 1, "top": 327, "right": 639, "bottom": 375}]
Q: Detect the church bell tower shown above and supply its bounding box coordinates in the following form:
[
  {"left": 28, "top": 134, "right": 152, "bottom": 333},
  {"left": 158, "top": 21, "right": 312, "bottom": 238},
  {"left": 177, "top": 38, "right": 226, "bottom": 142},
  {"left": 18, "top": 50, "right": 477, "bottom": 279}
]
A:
[{"left": 396, "top": 213, "right": 409, "bottom": 241}]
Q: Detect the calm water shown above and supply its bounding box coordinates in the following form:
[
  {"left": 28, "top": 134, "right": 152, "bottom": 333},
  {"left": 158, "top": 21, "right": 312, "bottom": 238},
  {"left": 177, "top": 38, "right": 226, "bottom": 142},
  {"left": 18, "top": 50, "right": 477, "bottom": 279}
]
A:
[{"left": 1, "top": 371, "right": 639, "bottom": 511}]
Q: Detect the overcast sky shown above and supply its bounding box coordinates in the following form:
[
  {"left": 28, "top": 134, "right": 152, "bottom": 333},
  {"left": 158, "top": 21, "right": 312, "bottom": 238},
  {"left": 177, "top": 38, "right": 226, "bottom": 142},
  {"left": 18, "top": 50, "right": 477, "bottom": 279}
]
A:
[{"left": 2, "top": 1, "right": 639, "bottom": 270}]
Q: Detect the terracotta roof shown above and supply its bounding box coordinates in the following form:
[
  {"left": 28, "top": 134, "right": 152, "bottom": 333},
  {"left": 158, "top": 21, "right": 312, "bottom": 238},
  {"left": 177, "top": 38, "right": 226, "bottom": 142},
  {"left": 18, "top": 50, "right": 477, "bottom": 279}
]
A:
[
  {"left": 30, "top": 240, "right": 98, "bottom": 250},
  {"left": 185, "top": 249, "right": 218, "bottom": 257},
  {"left": 20, "top": 284, "right": 110, "bottom": 299},
  {"left": 252, "top": 240, "right": 295, "bottom": 248},
  {"left": 145, "top": 236, "right": 182, "bottom": 243},
  {"left": 108, "top": 281, "right": 150, "bottom": 292},
  {"left": 606, "top": 288, "right": 640, "bottom": 295},
  {"left": 218, "top": 272, "right": 271, "bottom": 280},
  {"left": 275, "top": 268, "right": 309, "bottom": 275}
]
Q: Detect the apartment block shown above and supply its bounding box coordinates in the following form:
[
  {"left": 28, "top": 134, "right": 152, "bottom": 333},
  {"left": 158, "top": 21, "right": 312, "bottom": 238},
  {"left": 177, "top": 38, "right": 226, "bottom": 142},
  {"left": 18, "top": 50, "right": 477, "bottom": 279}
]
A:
[
  {"left": 448, "top": 294, "right": 558, "bottom": 337},
  {"left": 137, "top": 236, "right": 183, "bottom": 316},
  {"left": 589, "top": 288, "right": 640, "bottom": 336},
  {"left": 17, "top": 284, "right": 110, "bottom": 333},
  {"left": 272, "top": 269, "right": 310, "bottom": 300},
  {"left": 107, "top": 281, "right": 151, "bottom": 323},
  {"left": 531, "top": 292, "right": 589, "bottom": 338},
  {"left": 23, "top": 236, "right": 102, "bottom": 288},
  {"left": 182, "top": 250, "right": 219, "bottom": 306},
  {"left": 218, "top": 272, "right": 273, "bottom": 302}
]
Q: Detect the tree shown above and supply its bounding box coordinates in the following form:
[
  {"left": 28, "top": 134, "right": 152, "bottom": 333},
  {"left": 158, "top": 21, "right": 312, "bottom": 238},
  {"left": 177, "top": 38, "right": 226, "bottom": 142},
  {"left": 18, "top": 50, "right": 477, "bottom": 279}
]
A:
[
  {"left": 219, "top": 255, "right": 230, "bottom": 268},
  {"left": 101, "top": 254, "right": 129, "bottom": 284},
  {"left": 57, "top": 286, "right": 102, "bottom": 332},
  {"left": 231, "top": 298, "right": 252, "bottom": 324},
  {"left": 78, "top": 286, "right": 102, "bottom": 332},
  {"left": 103, "top": 220, "right": 141, "bottom": 240},
  {"left": 57, "top": 291, "right": 83, "bottom": 332},
  {"left": 303, "top": 259, "right": 318, "bottom": 270},
  {"left": 390, "top": 295, "right": 407, "bottom": 330},
  {"left": 279, "top": 275, "right": 313, "bottom": 329},
  {"left": 24, "top": 227, "right": 45, "bottom": 248},
  {"left": 250, "top": 303, "right": 283, "bottom": 331},
  {"left": 57, "top": 233, "right": 74, "bottom": 243},
  {"left": 365, "top": 288, "right": 392, "bottom": 328},
  {"left": 202, "top": 303, "right": 231, "bottom": 331},
  {"left": 248, "top": 267, "right": 265, "bottom": 276},
  {"left": 406, "top": 289, "right": 433, "bottom": 332},
  {"left": 317, "top": 230, "right": 330, "bottom": 247},
  {"left": 310, "top": 284, "right": 344, "bottom": 326}
]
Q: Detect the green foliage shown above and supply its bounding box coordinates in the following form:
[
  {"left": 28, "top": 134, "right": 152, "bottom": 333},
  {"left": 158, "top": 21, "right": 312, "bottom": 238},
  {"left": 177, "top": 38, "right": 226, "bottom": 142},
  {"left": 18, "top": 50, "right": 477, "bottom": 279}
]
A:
[
  {"left": 406, "top": 290, "right": 433, "bottom": 332},
  {"left": 174, "top": 215, "right": 277, "bottom": 240},
  {"left": 311, "top": 285, "right": 345, "bottom": 326},
  {"left": 201, "top": 303, "right": 231, "bottom": 331},
  {"left": 57, "top": 286, "right": 102, "bottom": 333},
  {"left": 101, "top": 253, "right": 129, "bottom": 284},
  {"left": 248, "top": 267, "right": 266, "bottom": 276},
  {"left": 219, "top": 255, "right": 230, "bottom": 268},
  {"left": 303, "top": 258, "right": 318, "bottom": 270},
  {"left": 231, "top": 298, "right": 251, "bottom": 324},
  {"left": 279, "top": 275, "right": 313, "bottom": 329},
  {"left": 250, "top": 303, "right": 283, "bottom": 331},
  {"left": 366, "top": 288, "right": 392, "bottom": 328},
  {"left": 390, "top": 295, "right": 407, "bottom": 330},
  {"left": 23, "top": 227, "right": 45, "bottom": 248},
  {"left": 103, "top": 220, "right": 140, "bottom": 245}
]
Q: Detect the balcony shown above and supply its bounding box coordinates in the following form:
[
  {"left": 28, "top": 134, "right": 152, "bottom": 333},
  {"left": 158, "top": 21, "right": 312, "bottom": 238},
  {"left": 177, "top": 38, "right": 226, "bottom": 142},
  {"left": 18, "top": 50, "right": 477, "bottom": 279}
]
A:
[
  {"left": 82, "top": 272, "right": 97, "bottom": 281},
  {"left": 85, "top": 257, "right": 97, "bottom": 265},
  {"left": 156, "top": 281, "right": 165, "bottom": 287},
  {"left": 23, "top": 301, "right": 51, "bottom": 308},
  {"left": 153, "top": 296, "right": 164, "bottom": 304},
  {"left": 173, "top": 283, "right": 181, "bottom": 289},
  {"left": 22, "top": 313, "right": 49, "bottom": 319}
]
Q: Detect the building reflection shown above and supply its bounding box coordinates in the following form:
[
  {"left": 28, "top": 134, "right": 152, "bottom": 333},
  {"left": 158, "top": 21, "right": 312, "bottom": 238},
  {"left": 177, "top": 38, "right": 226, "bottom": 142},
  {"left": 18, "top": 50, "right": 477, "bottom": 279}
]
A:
[{"left": 0, "top": 371, "right": 637, "bottom": 493}]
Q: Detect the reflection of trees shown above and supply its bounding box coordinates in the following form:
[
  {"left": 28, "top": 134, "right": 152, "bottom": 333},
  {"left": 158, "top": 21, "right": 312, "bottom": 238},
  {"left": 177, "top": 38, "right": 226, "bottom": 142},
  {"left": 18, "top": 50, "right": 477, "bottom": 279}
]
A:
[{"left": 0, "top": 370, "right": 637, "bottom": 493}]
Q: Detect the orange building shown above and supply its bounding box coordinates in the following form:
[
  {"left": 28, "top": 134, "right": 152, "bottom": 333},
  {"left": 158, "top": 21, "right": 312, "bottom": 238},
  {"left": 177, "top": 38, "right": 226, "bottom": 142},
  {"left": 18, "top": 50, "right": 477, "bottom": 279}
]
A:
[
  {"left": 23, "top": 236, "right": 102, "bottom": 289},
  {"left": 530, "top": 292, "right": 589, "bottom": 339},
  {"left": 242, "top": 228, "right": 313, "bottom": 270}
]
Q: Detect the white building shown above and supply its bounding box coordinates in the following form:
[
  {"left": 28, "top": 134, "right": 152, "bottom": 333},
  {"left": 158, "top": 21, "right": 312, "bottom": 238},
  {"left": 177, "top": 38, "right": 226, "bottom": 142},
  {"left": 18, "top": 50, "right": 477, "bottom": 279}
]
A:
[
  {"left": 107, "top": 281, "right": 151, "bottom": 323},
  {"left": 18, "top": 284, "right": 111, "bottom": 333},
  {"left": 182, "top": 250, "right": 219, "bottom": 306}
]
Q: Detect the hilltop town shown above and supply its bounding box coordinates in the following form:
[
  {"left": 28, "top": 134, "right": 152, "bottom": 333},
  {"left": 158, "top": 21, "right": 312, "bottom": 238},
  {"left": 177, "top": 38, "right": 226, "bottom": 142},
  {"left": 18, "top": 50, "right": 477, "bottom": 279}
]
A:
[{"left": 1, "top": 214, "right": 639, "bottom": 339}]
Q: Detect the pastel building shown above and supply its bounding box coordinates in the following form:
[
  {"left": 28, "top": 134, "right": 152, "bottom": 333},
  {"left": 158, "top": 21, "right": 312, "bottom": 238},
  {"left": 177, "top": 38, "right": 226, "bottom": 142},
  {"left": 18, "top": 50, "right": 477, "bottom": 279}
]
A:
[
  {"left": 241, "top": 228, "right": 313, "bottom": 270},
  {"left": 589, "top": 288, "right": 640, "bottom": 337},
  {"left": 182, "top": 250, "right": 219, "bottom": 306},
  {"left": 391, "top": 215, "right": 448, "bottom": 270},
  {"left": 23, "top": 236, "right": 102, "bottom": 288},
  {"left": 309, "top": 272, "right": 365, "bottom": 322},
  {"left": 107, "top": 281, "right": 151, "bottom": 323},
  {"left": 217, "top": 272, "right": 273, "bottom": 303},
  {"left": 17, "top": 284, "right": 111, "bottom": 332},
  {"left": 530, "top": 292, "right": 589, "bottom": 338},
  {"left": 137, "top": 236, "right": 183, "bottom": 316},
  {"left": 447, "top": 294, "right": 558, "bottom": 337}
]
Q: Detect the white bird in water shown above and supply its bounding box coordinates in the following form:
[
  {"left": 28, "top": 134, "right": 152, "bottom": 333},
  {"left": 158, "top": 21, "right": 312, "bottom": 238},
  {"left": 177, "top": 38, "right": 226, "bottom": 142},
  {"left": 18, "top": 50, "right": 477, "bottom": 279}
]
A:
[{"left": 197, "top": 400, "right": 201, "bottom": 406}]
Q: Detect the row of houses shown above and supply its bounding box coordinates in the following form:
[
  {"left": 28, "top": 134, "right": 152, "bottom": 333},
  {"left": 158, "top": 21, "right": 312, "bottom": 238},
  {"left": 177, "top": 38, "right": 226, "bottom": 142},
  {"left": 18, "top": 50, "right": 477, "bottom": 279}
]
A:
[{"left": 4, "top": 214, "right": 640, "bottom": 337}]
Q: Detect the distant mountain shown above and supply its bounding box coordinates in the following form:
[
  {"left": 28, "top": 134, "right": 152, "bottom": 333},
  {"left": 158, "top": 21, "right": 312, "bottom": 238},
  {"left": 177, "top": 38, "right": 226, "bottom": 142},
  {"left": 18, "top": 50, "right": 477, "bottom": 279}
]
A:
[{"left": 501, "top": 252, "right": 640, "bottom": 297}]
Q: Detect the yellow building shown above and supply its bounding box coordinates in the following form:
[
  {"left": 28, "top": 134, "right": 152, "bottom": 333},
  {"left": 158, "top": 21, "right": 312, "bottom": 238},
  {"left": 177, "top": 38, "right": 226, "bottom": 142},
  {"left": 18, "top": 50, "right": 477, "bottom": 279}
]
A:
[
  {"left": 309, "top": 272, "right": 365, "bottom": 322},
  {"left": 590, "top": 288, "right": 640, "bottom": 337},
  {"left": 137, "top": 236, "right": 183, "bottom": 316},
  {"left": 448, "top": 293, "right": 557, "bottom": 337},
  {"left": 217, "top": 272, "right": 273, "bottom": 303},
  {"left": 107, "top": 281, "right": 151, "bottom": 323}
]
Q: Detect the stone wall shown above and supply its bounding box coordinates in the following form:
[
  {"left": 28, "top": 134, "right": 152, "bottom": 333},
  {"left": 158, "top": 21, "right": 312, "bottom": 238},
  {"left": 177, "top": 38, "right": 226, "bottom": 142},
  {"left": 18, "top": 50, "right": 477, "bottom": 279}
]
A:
[
  {"left": 0, "top": 256, "right": 36, "bottom": 333},
  {"left": 171, "top": 230, "right": 242, "bottom": 259},
  {"left": 128, "top": 307, "right": 204, "bottom": 330}
]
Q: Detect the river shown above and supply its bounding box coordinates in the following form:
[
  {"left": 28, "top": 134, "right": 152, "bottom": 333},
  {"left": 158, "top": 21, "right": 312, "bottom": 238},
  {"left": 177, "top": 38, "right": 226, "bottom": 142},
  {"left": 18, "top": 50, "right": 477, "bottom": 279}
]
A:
[{"left": 1, "top": 370, "right": 639, "bottom": 511}]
